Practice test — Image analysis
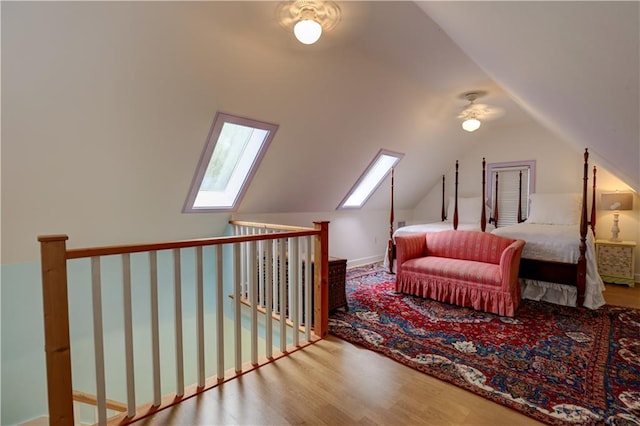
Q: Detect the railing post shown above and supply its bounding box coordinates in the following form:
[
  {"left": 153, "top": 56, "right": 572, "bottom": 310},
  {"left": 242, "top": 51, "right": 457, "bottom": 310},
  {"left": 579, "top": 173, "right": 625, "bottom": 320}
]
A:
[
  {"left": 38, "top": 234, "right": 74, "bottom": 426},
  {"left": 313, "top": 221, "right": 329, "bottom": 338}
]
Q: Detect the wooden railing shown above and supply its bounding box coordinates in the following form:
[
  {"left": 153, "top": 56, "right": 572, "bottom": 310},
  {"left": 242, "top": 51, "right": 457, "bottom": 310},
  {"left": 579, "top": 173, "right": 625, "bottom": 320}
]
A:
[{"left": 39, "top": 221, "right": 329, "bottom": 426}]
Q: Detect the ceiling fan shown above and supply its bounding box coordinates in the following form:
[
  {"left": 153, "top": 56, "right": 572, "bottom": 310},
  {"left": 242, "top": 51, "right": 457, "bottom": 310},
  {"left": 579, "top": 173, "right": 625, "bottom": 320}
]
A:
[{"left": 457, "top": 91, "right": 505, "bottom": 132}]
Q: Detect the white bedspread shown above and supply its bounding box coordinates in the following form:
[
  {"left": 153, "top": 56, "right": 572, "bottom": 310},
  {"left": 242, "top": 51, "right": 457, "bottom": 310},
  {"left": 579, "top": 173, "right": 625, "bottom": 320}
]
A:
[
  {"left": 491, "top": 223, "right": 605, "bottom": 309},
  {"left": 393, "top": 220, "right": 496, "bottom": 241}
]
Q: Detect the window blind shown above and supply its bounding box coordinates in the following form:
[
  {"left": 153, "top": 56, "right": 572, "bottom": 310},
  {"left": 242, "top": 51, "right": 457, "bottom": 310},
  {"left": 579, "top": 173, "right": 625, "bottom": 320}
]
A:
[{"left": 492, "top": 167, "right": 530, "bottom": 227}]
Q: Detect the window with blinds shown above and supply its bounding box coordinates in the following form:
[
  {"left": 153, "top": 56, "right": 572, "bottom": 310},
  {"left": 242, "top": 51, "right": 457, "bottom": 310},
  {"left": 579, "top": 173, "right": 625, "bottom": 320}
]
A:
[{"left": 487, "top": 161, "right": 536, "bottom": 227}]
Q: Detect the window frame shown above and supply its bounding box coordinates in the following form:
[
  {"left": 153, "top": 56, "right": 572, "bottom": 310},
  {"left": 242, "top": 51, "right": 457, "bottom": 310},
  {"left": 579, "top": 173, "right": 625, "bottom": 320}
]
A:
[
  {"left": 183, "top": 112, "right": 279, "bottom": 213},
  {"left": 337, "top": 149, "right": 404, "bottom": 210}
]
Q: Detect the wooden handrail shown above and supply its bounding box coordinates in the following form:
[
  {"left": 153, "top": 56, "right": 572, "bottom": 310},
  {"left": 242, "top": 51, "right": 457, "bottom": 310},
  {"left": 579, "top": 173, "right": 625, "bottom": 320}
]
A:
[
  {"left": 229, "top": 220, "right": 314, "bottom": 232},
  {"left": 66, "top": 229, "right": 319, "bottom": 259},
  {"left": 39, "top": 220, "right": 330, "bottom": 425}
]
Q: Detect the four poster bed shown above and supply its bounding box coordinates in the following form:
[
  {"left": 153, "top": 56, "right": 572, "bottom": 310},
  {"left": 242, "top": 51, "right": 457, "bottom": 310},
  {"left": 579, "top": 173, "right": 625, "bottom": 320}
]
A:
[
  {"left": 386, "top": 158, "right": 495, "bottom": 272},
  {"left": 491, "top": 149, "right": 604, "bottom": 309},
  {"left": 386, "top": 149, "right": 604, "bottom": 310}
]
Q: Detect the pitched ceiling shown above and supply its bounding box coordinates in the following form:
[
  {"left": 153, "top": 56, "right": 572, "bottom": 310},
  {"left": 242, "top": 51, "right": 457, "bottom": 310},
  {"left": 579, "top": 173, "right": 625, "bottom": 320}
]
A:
[
  {"left": 8, "top": 2, "right": 635, "bottom": 219},
  {"left": 417, "top": 1, "right": 639, "bottom": 192},
  {"left": 227, "top": 1, "right": 638, "bottom": 213},
  {"left": 223, "top": 1, "right": 542, "bottom": 213}
]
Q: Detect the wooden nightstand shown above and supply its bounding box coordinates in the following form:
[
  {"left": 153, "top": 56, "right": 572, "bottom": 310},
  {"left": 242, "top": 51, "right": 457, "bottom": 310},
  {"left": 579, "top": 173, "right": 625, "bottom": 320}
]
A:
[{"left": 595, "top": 239, "right": 636, "bottom": 287}]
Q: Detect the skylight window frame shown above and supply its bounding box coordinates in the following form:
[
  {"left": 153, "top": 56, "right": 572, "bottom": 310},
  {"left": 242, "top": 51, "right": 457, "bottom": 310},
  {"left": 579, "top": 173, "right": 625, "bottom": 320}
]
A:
[
  {"left": 183, "top": 112, "right": 278, "bottom": 213},
  {"left": 338, "top": 149, "right": 404, "bottom": 210}
]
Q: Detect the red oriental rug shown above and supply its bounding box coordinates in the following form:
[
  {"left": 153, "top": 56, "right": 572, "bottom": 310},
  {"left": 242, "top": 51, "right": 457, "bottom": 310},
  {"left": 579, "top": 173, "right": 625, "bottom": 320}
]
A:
[{"left": 329, "top": 266, "right": 640, "bottom": 425}]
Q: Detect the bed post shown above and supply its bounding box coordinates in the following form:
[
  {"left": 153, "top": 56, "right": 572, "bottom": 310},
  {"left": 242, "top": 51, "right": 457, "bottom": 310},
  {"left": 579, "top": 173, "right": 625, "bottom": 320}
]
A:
[
  {"left": 388, "top": 168, "right": 395, "bottom": 274},
  {"left": 481, "top": 158, "right": 487, "bottom": 232},
  {"left": 441, "top": 175, "right": 446, "bottom": 221},
  {"left": 591, "top": 166, "right": 597, "bottom": 236},
  {"left": 577, "top": 148, "right": 589, "bottom": 307},
  {"left": 492, "top": 173, "right": 499, "bottom": 227},
  {"left": 517, "top": 170, "right": 524, "bottom": 223},
  {"left": 453, "top": 161, "right": 459, "bottom": 230}
]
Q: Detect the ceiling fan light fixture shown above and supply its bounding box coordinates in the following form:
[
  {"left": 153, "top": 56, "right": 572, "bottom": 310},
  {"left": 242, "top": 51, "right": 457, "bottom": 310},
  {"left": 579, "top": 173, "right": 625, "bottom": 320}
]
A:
[
  {"left": 294, "top": 18, "right": 322, "bottom": 44},
  {"left": 458, "top": 91, "right": 488, "bottom": 132},
  {"left": 462, "top": 118, "right": 481, "bottom": 132},
  {"left": 277, "top": 1, "right": 341, "bottom": 45}
]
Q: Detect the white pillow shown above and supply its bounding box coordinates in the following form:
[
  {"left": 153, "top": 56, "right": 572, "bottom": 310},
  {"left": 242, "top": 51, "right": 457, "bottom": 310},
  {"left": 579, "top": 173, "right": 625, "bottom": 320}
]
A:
[
  {"left": 447, "top": 196, "right": 485, "bottom": 223},
  {"left": 525, "top": 193, "right": 582, "bottom": 225}
]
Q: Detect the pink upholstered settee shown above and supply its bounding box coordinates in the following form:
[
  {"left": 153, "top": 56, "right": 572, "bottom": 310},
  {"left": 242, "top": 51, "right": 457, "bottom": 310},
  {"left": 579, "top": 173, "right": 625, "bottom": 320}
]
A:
[{"left": 395, "top": 230, "right": 525, "bottom": 317}]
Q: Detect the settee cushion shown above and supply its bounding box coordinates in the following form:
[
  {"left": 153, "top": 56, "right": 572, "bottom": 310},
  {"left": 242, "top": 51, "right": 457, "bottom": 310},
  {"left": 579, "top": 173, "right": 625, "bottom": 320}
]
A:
[{"left": 401, "top": 257, "right": 501, "bottom": 287}]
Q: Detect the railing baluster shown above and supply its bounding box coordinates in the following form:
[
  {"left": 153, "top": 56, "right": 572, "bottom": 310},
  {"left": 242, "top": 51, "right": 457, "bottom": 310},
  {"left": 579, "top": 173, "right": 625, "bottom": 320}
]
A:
[
  {"left": 265, "top": 238, "right": 273, "bottom": 359},
  {"left": 173, "top": 249, "right": 184, "bottom": 397},
  {"left": 90, "top": 257, "right": 107, "bottom": 425},
  {"left": 122, "top": 253, "right": 136, "bottom": 417},
  {"left": 233, "top": 242, "right": 242, "bottom": 372},
  {"left": 216, "top": 246, "right": 224, "bottom": 380},
  {"left": 249, "top": 240, "right": 258, "bottom": 366},
  {"left": 279, "top": 237, "right": 287, "bottom": 353},
  {"left": 149, "top": 251, "right": 161, "bottom": 407},
  {"left": 240, "top": 227, "right": 247, "bottom": 299},
  {"left": 258, "top": 239, "right": 265, "bottom": 308},
  {"left": 272, "top": 239, "right": 279, "bottom": 315},
  {"left": 290, "top": 238, "right": 300, "bottom": 347},
  {"left": 304, "top": 236, "right": 312, "bottom": 342},
  {"left": 297, "top": 238, "right": 304, "bottom": 326},
  {"left": 196, "top": 246, "right": 205, "bottom": 388}
]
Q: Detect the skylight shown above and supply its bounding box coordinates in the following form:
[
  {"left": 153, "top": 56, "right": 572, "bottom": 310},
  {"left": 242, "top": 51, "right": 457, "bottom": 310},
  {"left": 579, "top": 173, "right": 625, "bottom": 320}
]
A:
[
  {"left": 184, "top": 113, "right": 278, "bottom": 212},
  {"left": 338, "top": 149, "right": 403, "bottom": 209}
]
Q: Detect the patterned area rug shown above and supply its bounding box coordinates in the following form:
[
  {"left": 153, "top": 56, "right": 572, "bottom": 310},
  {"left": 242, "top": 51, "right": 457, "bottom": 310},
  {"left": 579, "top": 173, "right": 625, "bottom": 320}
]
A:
[{"left": 329, "top": 265, "right": 640, "bottom": 425}]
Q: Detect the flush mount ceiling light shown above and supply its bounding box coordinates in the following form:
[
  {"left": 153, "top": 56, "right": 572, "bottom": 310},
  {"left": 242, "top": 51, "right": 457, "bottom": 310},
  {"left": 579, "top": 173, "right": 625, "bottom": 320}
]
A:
[{"left": 277, "top": 0, "right": 341, "bottom": 45}]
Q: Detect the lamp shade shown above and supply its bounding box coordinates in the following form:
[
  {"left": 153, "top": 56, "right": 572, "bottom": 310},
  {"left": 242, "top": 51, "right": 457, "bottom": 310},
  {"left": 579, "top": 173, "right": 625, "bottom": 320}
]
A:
[
  {"left": 294, "top": 19, "right": 322, "bottom": 44},
  {"left": 601, "top": 192, "right": 633, "bottom": 211},
  {"left": 462, "top": 118, "right": 481, "bottom": 132}
]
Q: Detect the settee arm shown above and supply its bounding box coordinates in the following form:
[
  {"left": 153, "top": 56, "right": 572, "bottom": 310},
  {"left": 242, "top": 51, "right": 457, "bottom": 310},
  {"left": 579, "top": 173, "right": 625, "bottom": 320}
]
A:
[
  {"left": 499, "top": 239, "right": 526, "bottom": 294},
  {"left": 395, "top": 233, "right": 427, "bottom": 276}
]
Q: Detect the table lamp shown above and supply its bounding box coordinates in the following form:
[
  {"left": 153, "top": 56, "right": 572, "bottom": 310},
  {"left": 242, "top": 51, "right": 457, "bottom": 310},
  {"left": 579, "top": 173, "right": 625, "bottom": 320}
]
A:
[{"left": 601, "top": 192, "right": 633, "bottom": 242}]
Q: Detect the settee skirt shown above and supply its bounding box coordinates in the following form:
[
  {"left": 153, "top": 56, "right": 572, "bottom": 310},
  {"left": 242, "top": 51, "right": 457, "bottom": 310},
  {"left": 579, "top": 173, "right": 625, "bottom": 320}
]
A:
[{"left": 396, "top": 271, "right": 519, "bottom": 317}]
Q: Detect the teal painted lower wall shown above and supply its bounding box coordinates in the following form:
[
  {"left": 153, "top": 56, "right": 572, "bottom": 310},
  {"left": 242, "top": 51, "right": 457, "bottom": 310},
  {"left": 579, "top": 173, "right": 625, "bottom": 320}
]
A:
[{"left": 2, "top": 262, "right": 48, "bottom": 426}]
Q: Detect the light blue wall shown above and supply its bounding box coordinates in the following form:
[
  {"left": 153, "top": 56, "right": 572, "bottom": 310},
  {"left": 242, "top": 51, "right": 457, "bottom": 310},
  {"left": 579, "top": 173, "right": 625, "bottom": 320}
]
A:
[{"left": 2, "top": 262, "right": 48, "bottom": 425}]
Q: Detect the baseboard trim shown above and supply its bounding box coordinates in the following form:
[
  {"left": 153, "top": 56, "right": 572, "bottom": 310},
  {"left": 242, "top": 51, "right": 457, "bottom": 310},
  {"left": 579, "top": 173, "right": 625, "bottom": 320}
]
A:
[{"left": 347, "top": 255, "right": 383, "bottom": 269}]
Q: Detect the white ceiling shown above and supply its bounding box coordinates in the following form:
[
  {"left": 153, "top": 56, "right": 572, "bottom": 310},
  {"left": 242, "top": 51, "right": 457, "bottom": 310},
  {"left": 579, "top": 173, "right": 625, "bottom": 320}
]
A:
[
  {"left": 417, "top": 1, "right": 639, "bottom": 191},
  {"left": 225, "top": 1, "right": 549, "bottom": 213},
  {"left": 231, "top": 0, "right": 639, "bottom": 213},
  {"left": 5, "top": 1, "right": 636, "bottom": 218}
]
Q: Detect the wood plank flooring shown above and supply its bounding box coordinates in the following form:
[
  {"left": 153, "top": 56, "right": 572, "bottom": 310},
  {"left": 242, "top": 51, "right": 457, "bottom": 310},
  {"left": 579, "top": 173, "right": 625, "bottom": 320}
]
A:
[{"left": 136, "top": 283, "right": 640, "bottom": 426}]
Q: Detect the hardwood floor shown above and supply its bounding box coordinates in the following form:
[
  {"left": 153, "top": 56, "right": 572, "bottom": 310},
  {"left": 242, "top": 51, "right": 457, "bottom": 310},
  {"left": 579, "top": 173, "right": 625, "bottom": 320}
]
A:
[{"left": 136, "top": 283, "right": 640, "bottom": 426}]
